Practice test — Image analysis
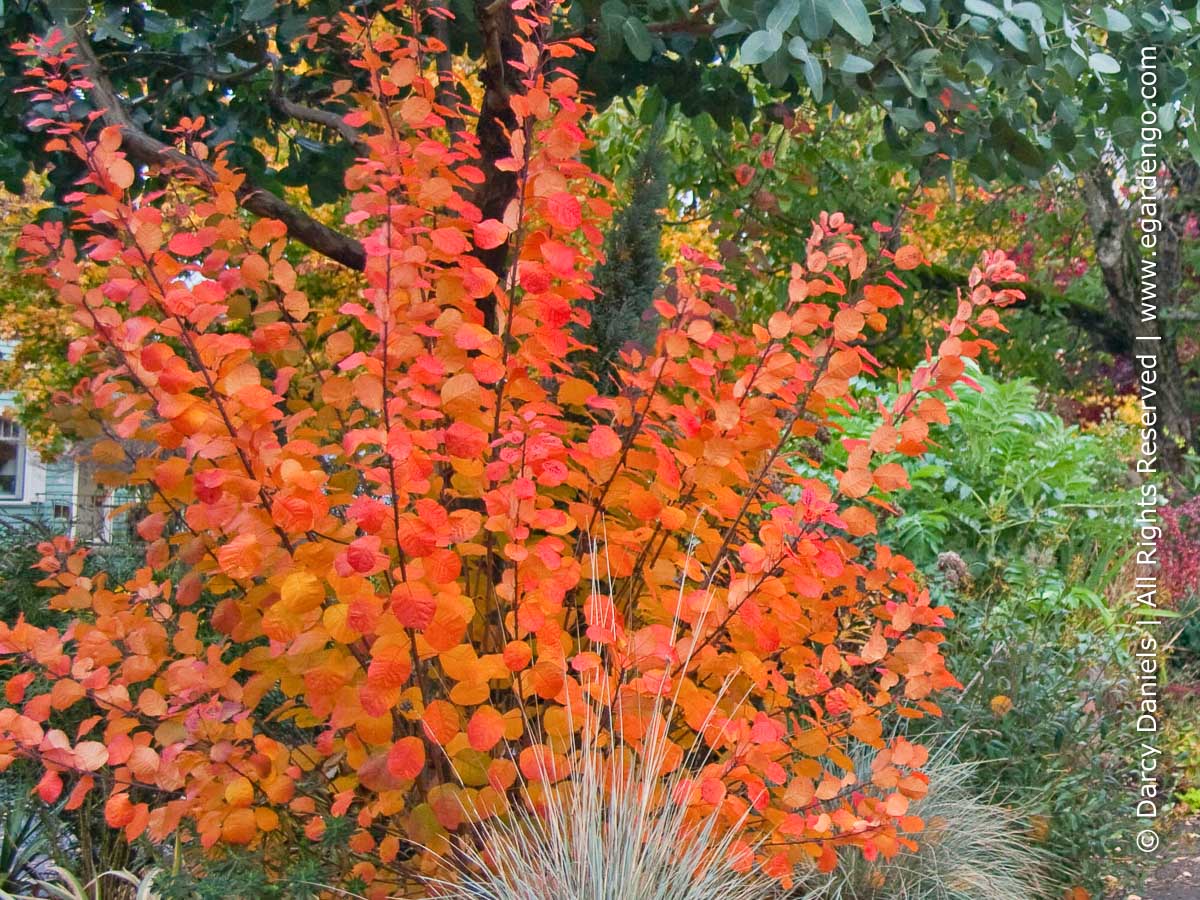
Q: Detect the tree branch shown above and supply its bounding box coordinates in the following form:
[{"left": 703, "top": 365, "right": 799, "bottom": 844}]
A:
[
  {"left": 49, "top": 3, "right": 366, "bottom": 272},
  {"left": 269, "top": 68, "right": 369, "bottom": 157},
  {"left": 470, "top": 0, "right": 529, "bottom": 329},
  {"left": 910, "top": 262, "right": 1131, "bottom": 353},
  {"left": 425, "top": 0, "right": 464, "bottom": 139}
]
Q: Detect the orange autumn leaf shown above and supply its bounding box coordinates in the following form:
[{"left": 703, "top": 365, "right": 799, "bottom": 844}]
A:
[
  {"left": 467, "top": 706, "right": 505, "bottom": 752},
  {"left": 387, "top": 737, "right": 426, "bottom": 780},
  {"left": 839, "top": 467, "right": 874, "bottom": 499},
  {"left": 893, "top": 244, "right": 924, "bottom": 270},
  {"left": 873, "top": 463, "right": 910, "bottom": 493},
  {"left": 833, "top": 307, "right": 865, "bottom": 342}
]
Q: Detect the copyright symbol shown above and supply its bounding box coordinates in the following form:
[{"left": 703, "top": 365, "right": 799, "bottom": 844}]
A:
[{"left": 1136, "top": 829, "right": 1160, "bottom": 853}]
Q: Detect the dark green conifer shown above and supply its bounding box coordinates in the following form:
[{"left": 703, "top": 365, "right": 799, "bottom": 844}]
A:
[{"left": 581, "top": 119, "right": 668, "bottom": 393}]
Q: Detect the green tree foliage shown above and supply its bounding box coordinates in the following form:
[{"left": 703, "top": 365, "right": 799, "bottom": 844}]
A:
[{"left": 2, "top": 0, "right": 1194, "bottom": 208}]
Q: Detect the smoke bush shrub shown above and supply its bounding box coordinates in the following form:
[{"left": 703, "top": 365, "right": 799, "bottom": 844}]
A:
[{"left": 0, "top": 7, "right": 1024, "bottom": 896}]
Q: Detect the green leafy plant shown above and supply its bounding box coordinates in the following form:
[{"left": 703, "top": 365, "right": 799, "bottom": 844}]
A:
[
  {"left": 1176, "top": 786, "right": 1200, "bottom": 813},
  {"left": 0, "top": 789, "right": 52, "bottom": 894},
  {"left": 900, "top": 375, "right": 1137, "bottom": 893},
  {"left": 820, "top": 369, "right": 1140, "bottom": 893},
  {"left": 0, "top": 866, "right": 161, "bottom": 900}
]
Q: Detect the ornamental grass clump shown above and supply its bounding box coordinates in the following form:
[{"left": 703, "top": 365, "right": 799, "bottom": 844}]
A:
[
  {"left": 793, "top": 748, "right": 1049, "bottom": 900},
  {"left": 421, "top": 712, "right": 780, "bottom": 900},
  {"left": 0, "top": 866, "right": 162, "bottom": 900},
  {"left": 416, "top": 562, "right": 777, "bottom": 900}
]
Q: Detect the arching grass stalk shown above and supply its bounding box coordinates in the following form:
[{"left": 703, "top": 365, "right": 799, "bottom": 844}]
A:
[
  {"left": 791, "top": 742, "right": 1050, "bottom": 900},
  {"left": 417, "top": 535, "right": 785, "bottom": 900}
]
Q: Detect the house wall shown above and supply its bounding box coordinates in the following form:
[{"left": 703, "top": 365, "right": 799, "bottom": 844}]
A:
[
  {"left": 0, "top": 447, "right": 77, "bottom": 534},
  {"left": 0, "top": 386, "right": 78, "bottom": 535}
]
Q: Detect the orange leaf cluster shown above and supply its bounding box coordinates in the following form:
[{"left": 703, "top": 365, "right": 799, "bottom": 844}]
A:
[{"left": 3, "top": 6, "right": 1024, "bottom": 895}]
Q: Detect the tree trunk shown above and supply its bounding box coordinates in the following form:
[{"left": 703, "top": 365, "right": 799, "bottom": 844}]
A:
[
  {"left": 1082, "top": 164, "right": 1194, "bottom": 470},
  {"left": 470, "top": 0, "right": 529, "bottom": 331}
]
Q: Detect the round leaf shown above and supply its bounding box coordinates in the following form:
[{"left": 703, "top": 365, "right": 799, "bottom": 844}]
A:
[
  {"left": 621, "top": 17, "right": 653, "bottom": 62},
  {"left": 828, "top": 0, "right": 874, "bottom": 45},
  {"left": 1088, "top": 52, "right": 1121, "bottom": 75},
  {"left": 741, "top": 29, "right": 783, "bottom": 65}
]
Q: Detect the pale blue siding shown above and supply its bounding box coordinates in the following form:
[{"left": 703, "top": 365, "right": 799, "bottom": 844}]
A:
[
  {"left": 0, "top": 388, "right": 77, "bottom": 535},
  {"left": 0, "top": 454, "right": 77, "bottom": 535}
]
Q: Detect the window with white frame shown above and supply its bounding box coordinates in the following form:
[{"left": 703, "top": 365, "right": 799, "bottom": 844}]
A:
[{"left": 0, "top": 417, "right": 25, "bottom": 500}]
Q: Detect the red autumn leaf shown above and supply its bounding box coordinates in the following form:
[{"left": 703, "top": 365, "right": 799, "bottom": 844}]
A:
[
  {"left": 539, "top": 239, "right": 576, "bottom": 276},
  {"left": 391, "top": 583, "right": 436, "bottom": 630},
  {"left": 344, "top": 537, "right": 386, "bottom": 575},
  {"left": 168, "top": 232, "right": 212, "bottom": 257},
  {"left": 445, "top": 421, "right": 488, "bottom": 458},
  {"left": 503, "top": 640, "right": 532, "bottom": 672},
  {"left": 473, "top": 219, "right": 510, "bottom": 250},
  {"left": 367, "top": 645, "right": 413, "bottom": 689},
  {"left": 36, "top": 769, "right": 63, "bottom": 803},
  {"left": 546, "top": 192, "right": 583, "bottom": 229},
  {"left": 387, "top": 736, "right": 426, "bottom": 780},
  {"left": 588, "top": 425, "right": 622, "bottom": 459},
  {"left": 467, "top": 706, "right": 505, "bottom": 752}
]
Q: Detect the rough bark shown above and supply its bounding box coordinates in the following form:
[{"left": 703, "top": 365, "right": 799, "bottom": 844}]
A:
[
  {"left": 1082, "top": 163, "right": 1195, "bottom": 465},
  {"left": 426, "top": 0, "right": 464, "bottom": 139},
  {"left": 470, "top": 0, "right": 531, "bottom": 330}
]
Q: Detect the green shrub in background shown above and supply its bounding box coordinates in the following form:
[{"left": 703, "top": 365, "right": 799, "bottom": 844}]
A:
[
  {"left": 0, "top": 521, "right": 144, "bottom": 628},
  {"left": 0, "top": 522, "right": 62, "bottom": 629},
  {"left": 823, "top": 371, "right": 1140, "bottom": 895},
  {"left": 883, "top": 375, "right": 1131, "bottom": 579}
]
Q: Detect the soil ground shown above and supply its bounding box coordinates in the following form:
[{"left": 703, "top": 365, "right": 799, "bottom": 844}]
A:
[{"left": 1119, "top": 818, "right": 1200, "bottom": 900}]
